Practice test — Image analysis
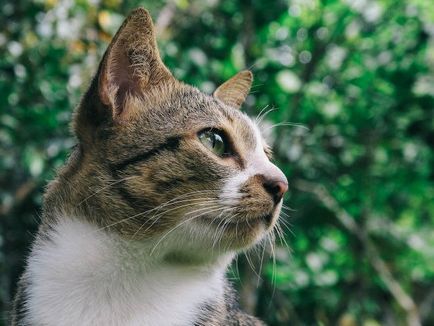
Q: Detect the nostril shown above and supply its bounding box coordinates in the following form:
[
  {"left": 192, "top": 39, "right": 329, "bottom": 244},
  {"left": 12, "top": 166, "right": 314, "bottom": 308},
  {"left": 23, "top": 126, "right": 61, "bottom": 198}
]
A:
[{"left": 263, "top": 179, "right": 288, "bottom": 204}]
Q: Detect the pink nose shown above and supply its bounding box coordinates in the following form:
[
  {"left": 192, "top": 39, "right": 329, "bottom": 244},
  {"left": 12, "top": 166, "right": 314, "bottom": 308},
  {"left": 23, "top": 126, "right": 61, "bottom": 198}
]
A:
[{"left": 263, "top": 179, "right": 288, "bottom": 204}]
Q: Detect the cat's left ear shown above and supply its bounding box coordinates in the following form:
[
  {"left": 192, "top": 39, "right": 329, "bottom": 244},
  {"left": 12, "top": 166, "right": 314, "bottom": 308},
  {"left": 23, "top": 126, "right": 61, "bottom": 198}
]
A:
[
  {"left": 98, "top": 8, "right": 176, "bottom": 118},
  {"left": 214, "top": 70, "right": 253, "bottom": 109}
]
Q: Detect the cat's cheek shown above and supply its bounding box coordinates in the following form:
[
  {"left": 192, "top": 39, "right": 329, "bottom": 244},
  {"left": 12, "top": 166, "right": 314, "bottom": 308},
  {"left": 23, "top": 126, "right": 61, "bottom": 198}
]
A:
[{"left": 218, "top": 171, "right": 251, "bottom": 207}]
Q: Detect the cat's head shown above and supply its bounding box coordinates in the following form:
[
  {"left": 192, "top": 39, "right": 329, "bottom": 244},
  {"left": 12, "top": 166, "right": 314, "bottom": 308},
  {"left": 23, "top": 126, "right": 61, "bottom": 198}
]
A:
[{"left": 71, "top": 8, "right": 287, "bottom": 254}]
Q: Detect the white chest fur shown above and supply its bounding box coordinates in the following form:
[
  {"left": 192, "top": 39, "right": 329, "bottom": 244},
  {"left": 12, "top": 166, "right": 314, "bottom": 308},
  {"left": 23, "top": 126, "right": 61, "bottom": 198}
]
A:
[{"left": 23, "top": 218, "right": 227, "bottom": 326}]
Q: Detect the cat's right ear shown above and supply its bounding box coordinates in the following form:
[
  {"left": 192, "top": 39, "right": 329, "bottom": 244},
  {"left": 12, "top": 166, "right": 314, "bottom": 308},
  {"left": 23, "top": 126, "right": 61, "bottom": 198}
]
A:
[
  {"left": 97, "top": 8, "right": 176, "bottom": 120},
  {"left": 214, "top": 70, "right": 253, "bottom": 109}
]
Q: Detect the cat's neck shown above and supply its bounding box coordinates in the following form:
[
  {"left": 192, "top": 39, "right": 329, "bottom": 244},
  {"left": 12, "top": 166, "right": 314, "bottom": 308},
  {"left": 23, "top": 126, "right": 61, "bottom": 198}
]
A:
[{"left": 24, "top": 216, "right": 233, "bottom": 326}]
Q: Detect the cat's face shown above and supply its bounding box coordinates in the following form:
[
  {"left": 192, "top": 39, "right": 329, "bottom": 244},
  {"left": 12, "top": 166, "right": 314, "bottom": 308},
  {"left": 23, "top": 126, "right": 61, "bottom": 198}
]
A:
[{"left": 73, "top": 8, "right": 287, "bottom": 252}]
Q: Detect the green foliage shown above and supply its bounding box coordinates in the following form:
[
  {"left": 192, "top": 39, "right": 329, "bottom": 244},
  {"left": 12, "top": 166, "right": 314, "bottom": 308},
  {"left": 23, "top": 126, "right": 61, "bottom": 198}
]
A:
[{"left": 1, "top": 0, "right": 433, "bottom": 325}]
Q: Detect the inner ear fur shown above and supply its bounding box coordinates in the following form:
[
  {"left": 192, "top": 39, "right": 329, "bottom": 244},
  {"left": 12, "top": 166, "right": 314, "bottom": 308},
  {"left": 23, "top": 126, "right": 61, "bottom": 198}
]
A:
[
  {"left": 214, "top": 70, "right": 253, "bottom": 109},
  {"left": 98, "top": 7, "right": 176, "bottom": 119}
]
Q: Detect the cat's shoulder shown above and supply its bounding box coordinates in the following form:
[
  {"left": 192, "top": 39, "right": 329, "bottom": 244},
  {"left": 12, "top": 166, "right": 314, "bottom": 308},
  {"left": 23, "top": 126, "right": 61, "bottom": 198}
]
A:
[{"left": 194, "top": 282, "right": 266, "bottom": 325}]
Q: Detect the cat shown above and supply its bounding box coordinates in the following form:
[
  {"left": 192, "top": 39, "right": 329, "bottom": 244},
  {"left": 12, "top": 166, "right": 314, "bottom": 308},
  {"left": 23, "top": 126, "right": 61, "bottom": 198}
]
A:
[{"left": 11, "top": 8, "right": 288, "bottom": 326}]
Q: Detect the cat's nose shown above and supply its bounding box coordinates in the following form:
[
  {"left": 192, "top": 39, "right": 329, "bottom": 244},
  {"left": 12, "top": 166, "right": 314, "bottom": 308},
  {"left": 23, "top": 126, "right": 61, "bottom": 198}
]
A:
[{"left": 263, "top": 178, "right": 288, "bottom": 204}]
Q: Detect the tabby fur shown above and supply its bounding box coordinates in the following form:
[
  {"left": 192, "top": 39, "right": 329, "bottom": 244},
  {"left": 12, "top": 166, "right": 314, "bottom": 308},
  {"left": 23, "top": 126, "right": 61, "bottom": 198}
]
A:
[{"left": 11, "top": 8, "right": 288, "bottom": 326}]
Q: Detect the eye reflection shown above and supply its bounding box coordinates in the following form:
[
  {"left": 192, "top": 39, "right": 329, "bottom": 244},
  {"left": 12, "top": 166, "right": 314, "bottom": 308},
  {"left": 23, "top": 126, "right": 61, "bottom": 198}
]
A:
[{"left": 198, "top": 130, "right": 231, "bottom": 157}]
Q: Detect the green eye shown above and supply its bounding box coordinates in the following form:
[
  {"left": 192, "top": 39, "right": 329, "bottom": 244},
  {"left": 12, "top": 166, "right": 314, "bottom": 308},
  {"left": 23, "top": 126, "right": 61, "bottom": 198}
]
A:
[{"left": 198, "top": 130, "right": 230, "bottom": 157}]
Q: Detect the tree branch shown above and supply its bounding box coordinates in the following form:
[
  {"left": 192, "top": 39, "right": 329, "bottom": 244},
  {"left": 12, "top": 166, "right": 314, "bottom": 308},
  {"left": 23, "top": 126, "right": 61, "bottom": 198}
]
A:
[{"left": 294, "top": 179, "right": 421, "bottom": 326}]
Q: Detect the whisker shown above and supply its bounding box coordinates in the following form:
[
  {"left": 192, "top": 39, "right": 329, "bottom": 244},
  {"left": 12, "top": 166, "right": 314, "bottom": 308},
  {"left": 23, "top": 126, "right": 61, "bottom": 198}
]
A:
[
  {"left": 234, "top": 252, "right": 241, "bottom": 281},
  {"left": 131, "top": 200, "right": 224, "bottom": 240},
  {"left": 94, "top": 191, "right": 220, "bottom": 233},
  {"left": 282, "top": 204, "right": 296, "bottom": 212},
  {"left": 150, "top": 206, "right": 226, "bottom": 255},
  {"left": 244, "top": 249, "right": 261, "bottom": 280},
  {"left": 275, "top": 223, "right": 290, "bottom": 248},
  {"left": 211, "top": 210, "right": 237, "bottom": 250},
  {"left": 257, "top": 239, "right": 267, "bottom": 287},
  {"left": 268, "top": 235, "right": 277, "bottom": 300},
  {"left": 279, "top": 215, "right": 292, "bottom": 227},
  {"left": 256, "top": 106, "right": 277, "bottom": 126},
  {"left": 255, "top": 104, "right": 270, "bottom": 123},
  {"left": 77, "top": 176, "right": 137, "bottom": 206},
  {"left": 129, "top": 198, "right": 219, "bottom": 239},
  {"left": 278, "top": 222, "right": 294, "bottom": 238},
  {"left": 263, "top": 121, "right": 309, "bottom": 132}
]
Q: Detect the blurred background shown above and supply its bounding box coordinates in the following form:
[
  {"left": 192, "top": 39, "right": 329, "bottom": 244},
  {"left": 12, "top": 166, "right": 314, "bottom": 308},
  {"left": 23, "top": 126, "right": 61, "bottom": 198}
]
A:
[{"left": 1, "top": 0, "right": 434, "bottom": 325}]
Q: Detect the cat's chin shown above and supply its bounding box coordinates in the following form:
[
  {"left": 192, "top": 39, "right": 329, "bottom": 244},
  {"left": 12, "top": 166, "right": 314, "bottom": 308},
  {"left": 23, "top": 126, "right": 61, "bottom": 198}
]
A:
[
  {"left": 207, "top": 213, "right": 274, "bottom": 231},
  {"left": 197, "top": 212, "right": 278, "bottom": 249}
]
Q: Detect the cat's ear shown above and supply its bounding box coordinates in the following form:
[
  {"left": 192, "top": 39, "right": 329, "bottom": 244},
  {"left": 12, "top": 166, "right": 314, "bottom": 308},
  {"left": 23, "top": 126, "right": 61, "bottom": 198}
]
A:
[
  {"left": 214, "top": 70, "right": 253, "bottom": 109},
  {"left": 98, "top": 8, "right": 175, "bottom": 118}
]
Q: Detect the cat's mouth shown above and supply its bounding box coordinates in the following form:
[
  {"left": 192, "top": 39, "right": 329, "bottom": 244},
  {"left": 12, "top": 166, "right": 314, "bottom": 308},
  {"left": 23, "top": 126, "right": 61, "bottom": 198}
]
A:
[{"left": 202, "top": 212, "right": 274, "bottom": 231}]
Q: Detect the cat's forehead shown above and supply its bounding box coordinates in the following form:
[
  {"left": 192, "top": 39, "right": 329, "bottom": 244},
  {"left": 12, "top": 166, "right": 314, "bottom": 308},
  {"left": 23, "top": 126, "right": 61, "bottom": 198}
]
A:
[
  {"left": 184, "top": 87, "right": 258, "bottom": 149},
  {"left": 147, "top": 86, "right": 259, "bottom": 149},
  {"left": 215, "top": 102, "right": 259, "bottom": 151}
]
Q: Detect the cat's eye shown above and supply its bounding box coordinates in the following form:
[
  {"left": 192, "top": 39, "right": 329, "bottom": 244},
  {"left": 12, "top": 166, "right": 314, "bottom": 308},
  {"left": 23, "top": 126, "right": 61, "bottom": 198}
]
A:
[{"left": 198, "top": 130, "right": 231, "bottom": 157}]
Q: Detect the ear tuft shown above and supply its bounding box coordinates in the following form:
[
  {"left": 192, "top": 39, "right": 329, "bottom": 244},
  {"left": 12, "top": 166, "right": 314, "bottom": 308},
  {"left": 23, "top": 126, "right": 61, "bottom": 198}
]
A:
[{"left": 214, "top": 70, "right": 253, "bottom": 109}]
